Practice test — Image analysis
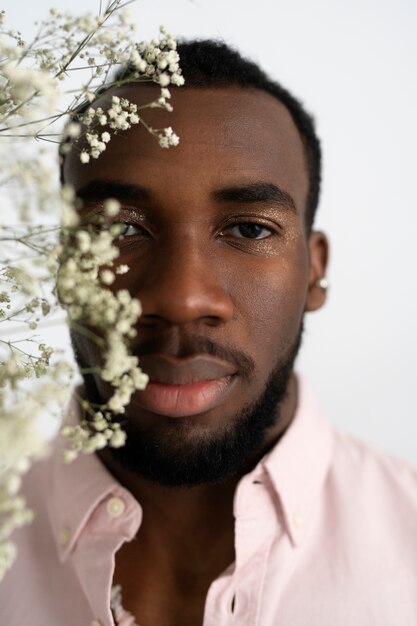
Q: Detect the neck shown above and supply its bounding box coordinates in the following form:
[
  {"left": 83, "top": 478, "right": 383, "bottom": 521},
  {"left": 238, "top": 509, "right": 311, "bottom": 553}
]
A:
[
  {"left": 97, "top": 374, "right": 298, "bottom": 624},
  {"left": 97, "top": 374, "right": 297, "bottom": 565}
]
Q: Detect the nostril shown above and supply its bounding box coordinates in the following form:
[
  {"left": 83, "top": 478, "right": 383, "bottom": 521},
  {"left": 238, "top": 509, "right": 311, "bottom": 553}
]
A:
[
  {"left": 137, "top": 314, "right": 164, "bottom": 327},
  {"left": 204, "top": 315, "right": 224, "bottom": 327}
]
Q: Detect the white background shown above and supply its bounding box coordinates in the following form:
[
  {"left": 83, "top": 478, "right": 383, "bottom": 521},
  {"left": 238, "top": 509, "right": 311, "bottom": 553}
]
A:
[{"left": 2, "top": 0, "right": 416, "bottom": 466}]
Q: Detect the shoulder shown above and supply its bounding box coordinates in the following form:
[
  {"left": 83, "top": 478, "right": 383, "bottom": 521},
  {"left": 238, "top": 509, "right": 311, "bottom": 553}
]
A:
[
  {"left": 331, "top": 429, "right": 417, "bottom": 499},
  {"left": 326, "top": 429, "right": 417, "bottom": 543}
]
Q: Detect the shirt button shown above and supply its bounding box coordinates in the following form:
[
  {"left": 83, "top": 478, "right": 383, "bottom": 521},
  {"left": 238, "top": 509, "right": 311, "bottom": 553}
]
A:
[
  {"left": 106, "top": 496, "right": 126, "bottom": 518},
  {"left": 58, "top": 526, "right": 70, "bottom": 546}
]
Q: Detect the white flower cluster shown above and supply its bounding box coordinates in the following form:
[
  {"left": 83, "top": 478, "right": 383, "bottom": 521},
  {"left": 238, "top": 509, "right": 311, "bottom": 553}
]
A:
[
  {"left": 61, "top": 416, "right": 126, "bottom": 463},
  {"left": 1, "top": 9, "right": 183, "bottom": 153},
  {"left": 77, "top": 96, "right": 140, "bottom": 163},
  {"left": 57, "top": 218, "right": 148, "bottom": 460},
  {"left": 156, "top": 126, "right": 180, "bottom": 149},
  {"left": 0, "top": 2, "right": 183, "bottom": 582},
  {"left": 6, "top": 5, "right": 137, "bottom": 85},
  {"left": 68, "top": 22, "right": 185, "bottom": 163},
  {"left": 130, "top": 26, "right": 185, "bottom": 88},
  {"left": 0, "top": 145, "right": 60, "bottom": 224},
  {"left": 0, "top": 475, "right": 33, "bottom": 580},
  {"left": 149, "top": 87, "right": 174, "bottom": 112},
  {"left": 1, "top": 63, "right": 59, "bottom": 119},
  {"left": 0, "top": 365, "right": 73, "bottom": 579}
]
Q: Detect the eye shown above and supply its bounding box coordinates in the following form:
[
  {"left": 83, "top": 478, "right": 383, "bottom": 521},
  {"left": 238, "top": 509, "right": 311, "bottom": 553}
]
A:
[
  {"left": 114, "top": 223, "right": 147, "bottom": 239},
  {"left": 226, "top": 222, "right": 273, "bottom": 240}
]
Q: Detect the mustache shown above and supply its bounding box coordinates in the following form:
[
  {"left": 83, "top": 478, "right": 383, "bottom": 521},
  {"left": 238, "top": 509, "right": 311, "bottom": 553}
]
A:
[{"left": 133, "top": 334, "right": 255, "bottom": 379}]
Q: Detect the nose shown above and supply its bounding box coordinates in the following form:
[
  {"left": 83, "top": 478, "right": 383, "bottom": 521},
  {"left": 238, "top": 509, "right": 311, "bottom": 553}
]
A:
[{"left": 136, "top": 238, "right": 234, "bottom": 328}]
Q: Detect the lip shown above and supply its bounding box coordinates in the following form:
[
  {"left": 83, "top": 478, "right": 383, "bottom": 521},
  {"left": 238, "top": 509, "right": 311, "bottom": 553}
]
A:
[
  {"left": 138, "top": 354, "right": 237, "bottom": 384},
  {"left": 135, "top": 354, "right": 238, "bottom": 418}
]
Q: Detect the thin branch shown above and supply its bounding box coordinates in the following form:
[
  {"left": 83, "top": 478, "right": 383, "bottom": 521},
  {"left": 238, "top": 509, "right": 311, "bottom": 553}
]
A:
[
  {"left": 0, "top": 113, "right": 62, "bottom": 132},
  {"left": 68, "top": 320, "right": 105, "bottom": 348}
]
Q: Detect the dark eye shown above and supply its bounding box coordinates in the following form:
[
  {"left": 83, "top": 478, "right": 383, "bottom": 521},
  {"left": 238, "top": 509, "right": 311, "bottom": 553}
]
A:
[
  {"left": 114, "top": 223, "right": 144, "bottom": 238},
  {"left": 87, "top": 221, "right": 140, "bottom": 237},
  {"left": 227, "top": 222, "right": 272, "bottom": 239}
]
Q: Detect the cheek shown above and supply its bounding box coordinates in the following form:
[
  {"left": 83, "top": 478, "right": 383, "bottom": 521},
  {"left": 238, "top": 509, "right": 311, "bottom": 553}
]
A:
[{"left": 229, "top": 243, "right": 309, "bottom": 361}]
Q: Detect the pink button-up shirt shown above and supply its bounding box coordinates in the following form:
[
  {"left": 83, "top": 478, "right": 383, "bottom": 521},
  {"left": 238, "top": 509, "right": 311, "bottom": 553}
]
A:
[{"left": 1, "top": 378, "right": 417, "bottom": 625}]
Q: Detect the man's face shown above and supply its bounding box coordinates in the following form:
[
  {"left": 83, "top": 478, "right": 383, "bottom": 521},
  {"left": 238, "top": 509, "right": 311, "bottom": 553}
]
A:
[{"left": 64, "top": 85, "right": 327, "bottom": 485}]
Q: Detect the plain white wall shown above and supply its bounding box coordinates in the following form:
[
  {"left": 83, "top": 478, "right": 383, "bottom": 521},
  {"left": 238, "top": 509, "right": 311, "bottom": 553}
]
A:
[{"left": 2, "top": 0, "right": 416, "bottom": 466}]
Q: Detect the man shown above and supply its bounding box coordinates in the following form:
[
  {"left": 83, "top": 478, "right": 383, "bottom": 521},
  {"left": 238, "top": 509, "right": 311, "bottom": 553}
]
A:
[{"left": 2, "top": 40, "right": 416, "bottom": 626}]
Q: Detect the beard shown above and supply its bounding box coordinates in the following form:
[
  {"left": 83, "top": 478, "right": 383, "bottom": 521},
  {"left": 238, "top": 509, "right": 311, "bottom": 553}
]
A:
[{"left": 71, "top": 323, "right": 303, "bottom": 487}]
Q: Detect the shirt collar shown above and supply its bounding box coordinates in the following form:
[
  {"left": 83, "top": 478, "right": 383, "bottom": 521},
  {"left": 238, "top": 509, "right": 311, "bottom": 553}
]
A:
[
  {"left": 45, "top": 376, "right": 333, "bottom": 560},
  {"left": 262, "top": 376, "right": 334, "bottom": 546},
  {"left": 44, "top": 388, "right": 139, "bottom": 563}
]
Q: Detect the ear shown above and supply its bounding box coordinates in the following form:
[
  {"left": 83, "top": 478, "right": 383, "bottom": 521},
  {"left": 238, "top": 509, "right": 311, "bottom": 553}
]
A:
[{"left": 305, "top": 231, "right": 329, "bottom": 312}]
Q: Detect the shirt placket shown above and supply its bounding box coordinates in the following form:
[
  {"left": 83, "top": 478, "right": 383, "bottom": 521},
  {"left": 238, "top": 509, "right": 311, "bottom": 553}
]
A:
[
  {"left": 203, "top": 475, "right": 283, "bottom": 626},
  {"left": 69, "top": 491, "right": 142, "bottom": 626}
]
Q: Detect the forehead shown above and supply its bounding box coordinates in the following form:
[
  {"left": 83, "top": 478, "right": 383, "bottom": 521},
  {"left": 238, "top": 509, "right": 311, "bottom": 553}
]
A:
[{"left": 64, "top": 85, "right": 309, "bottom": 216}]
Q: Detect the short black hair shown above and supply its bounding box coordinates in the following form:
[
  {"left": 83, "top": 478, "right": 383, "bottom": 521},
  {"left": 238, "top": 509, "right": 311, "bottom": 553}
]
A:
[
  {"left": 63, "top": 39, "right": 322, "bottom": 229},
  {"left": 118, "top": 39, "right": 322, "bottom": 229}
]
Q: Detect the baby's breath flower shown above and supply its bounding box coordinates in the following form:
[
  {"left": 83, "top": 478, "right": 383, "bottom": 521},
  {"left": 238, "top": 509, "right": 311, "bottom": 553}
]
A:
[
  {"left": 109, "top": 429, "right": 127, "bottom": 448},
  {"left": 103, "top": 198, "right": 120, "bottom": 216},
  {"left": 65, "top": 122, "right": 81, "bottom": 138},
  {"left": 75, "top": 230, "right": 91, "bottom": 254},
  {"left": 0, "top": 4, "right": 184, "bottom": 579},
  {"left": 100, "top": 269, "right": 115, "bottom": 285},
  {"left": 171, "top": 73, "right": 185, "bottom": 86},
  {"left": 158, "top": 72, "right": 171, "bottom": 87},
  {"left": 157, "top": 126, "right": 180, "bottom": 148},
  {"left": 80, "top": 150, "right": 90, "bottom": 163},
  {"left": 62, "top": 449, "right": 78, "bottom": 463}
]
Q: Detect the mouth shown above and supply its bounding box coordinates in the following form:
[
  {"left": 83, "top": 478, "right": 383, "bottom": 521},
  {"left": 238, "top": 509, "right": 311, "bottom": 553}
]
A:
[{"left": 134, "top": 354, "right": 238, "bottom": 418}]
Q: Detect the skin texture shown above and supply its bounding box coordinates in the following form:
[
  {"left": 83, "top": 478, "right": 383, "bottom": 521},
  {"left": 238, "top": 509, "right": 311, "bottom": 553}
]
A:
[{"left": 64, "top": 85, "right": 328, "bottom": 626}]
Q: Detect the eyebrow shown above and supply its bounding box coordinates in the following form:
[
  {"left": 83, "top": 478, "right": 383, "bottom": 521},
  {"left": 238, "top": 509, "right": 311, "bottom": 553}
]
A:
[
  {"left": 212, "top": 182, "right": 297, "bottom": 212},
  {"left": 75, "top": 179, "right": 297, "bottom": 212},
  {"left": 75, "top": 180, "right": 151, "bottom": 204}
]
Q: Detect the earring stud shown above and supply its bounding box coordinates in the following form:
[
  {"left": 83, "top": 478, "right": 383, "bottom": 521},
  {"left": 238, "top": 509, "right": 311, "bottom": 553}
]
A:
[{"left": 316, "top": 277, "right": 328, "bottom": 289}]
